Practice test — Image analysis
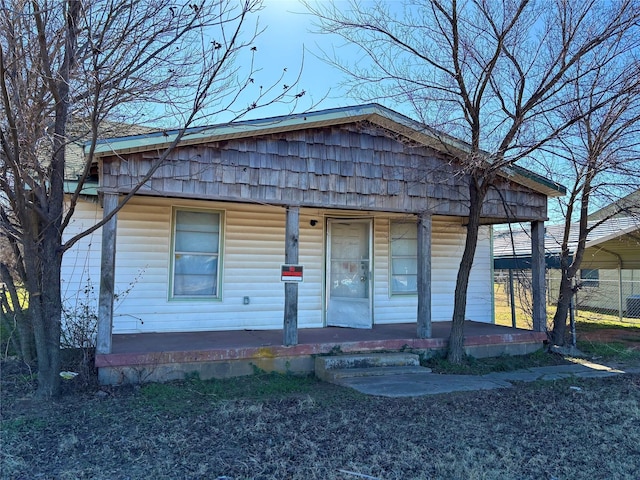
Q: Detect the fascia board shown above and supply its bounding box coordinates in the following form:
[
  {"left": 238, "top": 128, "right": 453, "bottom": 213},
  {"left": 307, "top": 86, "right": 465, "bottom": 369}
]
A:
[{"left": 585, "top": 224, "right": 640, "bottom": 249}]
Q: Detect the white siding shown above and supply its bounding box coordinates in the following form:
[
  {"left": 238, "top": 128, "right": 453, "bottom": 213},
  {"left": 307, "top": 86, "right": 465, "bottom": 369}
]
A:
[
  {"left": 62, "top": 198, "right": 494, "bottom": 334},
  {"left": 372, "top": 217, "right": 493, "bottom": 324},
  {"left": 297, "top": 210, "right": 325, "bottom": 327},
  {"left": 61, "top": 200, "right": 102, "bottom": 319},
  {"left": 113, "top": 199, "right": 291, "bottom": 332},
  {"left": 466, "top": 225, "right": 493, "bottom": 323}
]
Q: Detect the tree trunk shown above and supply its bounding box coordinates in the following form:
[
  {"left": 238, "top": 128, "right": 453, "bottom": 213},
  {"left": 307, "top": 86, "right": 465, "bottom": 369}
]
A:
[
  {"left": 15, "top": 309, "right": 35, "bottom": 363},
  {"left": 551, "top": 268, "right": 574, "bottom": 345},
  {"left": 448, "top": 177, "right": 487, "bottom": 363},
  {"left": 36, "top": 238, "right": 63, "bottom": 398},
  {"left": 551, "top": 171, "right": 594, "bottom": 346},
  {"left": 26, "top": 228, "right": 63, "bottom": 398}
]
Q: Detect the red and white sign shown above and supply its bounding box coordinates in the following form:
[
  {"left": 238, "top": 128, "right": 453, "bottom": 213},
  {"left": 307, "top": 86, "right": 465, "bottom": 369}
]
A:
[{"left": 281, "top": 264, "right": 304, "bottom": 283}]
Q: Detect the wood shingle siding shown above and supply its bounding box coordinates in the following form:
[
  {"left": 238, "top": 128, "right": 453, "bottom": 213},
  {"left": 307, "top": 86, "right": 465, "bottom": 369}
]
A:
[{"left": 101, "top": 122, "right": 547, "bottom": 222}]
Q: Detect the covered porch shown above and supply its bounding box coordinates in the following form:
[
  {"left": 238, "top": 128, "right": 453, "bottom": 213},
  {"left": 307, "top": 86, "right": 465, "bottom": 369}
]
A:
[
  {"left": 95, "top": 321, "right": 545, "bottom": 384},
  {"left": 86, "top": 105, "right": 564, "bottom": 384}
]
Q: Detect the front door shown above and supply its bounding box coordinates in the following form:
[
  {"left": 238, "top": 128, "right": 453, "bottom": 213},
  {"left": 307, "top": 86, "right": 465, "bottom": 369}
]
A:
[{"left": 326, "top": 219, "right": 372, "bottom": 328}]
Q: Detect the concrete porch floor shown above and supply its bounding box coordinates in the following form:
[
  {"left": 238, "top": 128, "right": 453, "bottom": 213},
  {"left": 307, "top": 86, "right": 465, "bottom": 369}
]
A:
[{"left": 95, "top": 322, "right": 546, "bottom": 384}]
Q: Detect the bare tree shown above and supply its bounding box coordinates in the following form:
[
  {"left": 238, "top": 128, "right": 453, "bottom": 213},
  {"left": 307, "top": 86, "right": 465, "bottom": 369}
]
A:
[
  {"left": 537, "top": 52, "right": 640, "bottom": 345},
  {"left": 0, "top": 0, "right": 305, "bottom": 398},
  {"left": 305, "top": 0, "right": 640, "bottom": 362}
]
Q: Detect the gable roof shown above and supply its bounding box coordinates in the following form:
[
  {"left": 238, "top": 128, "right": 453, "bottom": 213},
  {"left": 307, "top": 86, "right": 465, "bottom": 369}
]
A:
[
  {"left": 89, "top": 103, "right": 565, "bottom": 198},
  {"left": 588, "top": 189, "right": 640, "bottom": 221}
]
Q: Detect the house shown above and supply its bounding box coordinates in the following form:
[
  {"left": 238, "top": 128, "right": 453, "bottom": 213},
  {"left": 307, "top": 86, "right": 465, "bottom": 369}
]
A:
[
  {"left": 493, "top": 215, "right": 640, "bottom": 319},
  {"left": 60, "top": 104, "right": 564, "bottom": 383}
]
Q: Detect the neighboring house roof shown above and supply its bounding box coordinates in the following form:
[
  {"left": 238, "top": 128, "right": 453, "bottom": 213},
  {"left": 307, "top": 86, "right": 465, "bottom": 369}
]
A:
[
  {"left": 89, "top": 103, "right": 566, "bottom": 198},
  {"left": 494, "top": 217, "right": 640, "bottom": 269},
  {"left": 65, "top": 120, "right": 156, "bottom": 179},
  {"left": 588, "top": 189, "right": 640, "bottom": 221}
]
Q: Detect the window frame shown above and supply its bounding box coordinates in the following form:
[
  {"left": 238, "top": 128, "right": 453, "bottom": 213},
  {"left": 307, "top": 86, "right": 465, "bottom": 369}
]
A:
[
  {"left": 169, "top": 206, "right": 224, "bottom": 301},
  {"left": 580, "top": 268, "right": 599, "bottom": 288},
  {"left": 389, "top": 220, "right": 418, "bottom": 296}
]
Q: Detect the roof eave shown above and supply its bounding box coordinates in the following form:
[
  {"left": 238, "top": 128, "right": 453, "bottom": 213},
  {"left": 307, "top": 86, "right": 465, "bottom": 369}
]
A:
[
  {"left": 502, "top": 164, "right": 566, "bottom": 198},
  {"left": 63, "top": 180, "right": 99, "bottom": 196}
]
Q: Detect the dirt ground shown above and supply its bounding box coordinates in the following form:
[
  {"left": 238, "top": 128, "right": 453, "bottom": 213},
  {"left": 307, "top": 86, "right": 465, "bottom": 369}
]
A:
[{"left": 2, "top": 359, "right": 640, "bottom": 480}]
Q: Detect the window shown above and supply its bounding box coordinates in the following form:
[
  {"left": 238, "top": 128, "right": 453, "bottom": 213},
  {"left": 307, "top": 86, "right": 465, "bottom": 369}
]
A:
[
  {"left": 172, "top": 208, "right": 222, "bottom": 298},
  {"left": 580, "top": 269, "right": 599, "bottom": 288},
  {"left": 390, "top": 222, "right": 417, "bottom": 294}
]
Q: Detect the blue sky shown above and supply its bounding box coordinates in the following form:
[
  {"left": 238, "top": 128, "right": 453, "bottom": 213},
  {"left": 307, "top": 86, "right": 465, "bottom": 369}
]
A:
[{"left": 237, "top": 0, "right": 362, "bottom": 120}]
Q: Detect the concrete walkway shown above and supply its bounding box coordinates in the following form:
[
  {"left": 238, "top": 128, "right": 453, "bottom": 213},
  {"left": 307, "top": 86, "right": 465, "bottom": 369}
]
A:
[{"left": 336, "top": 361, "right": 640, "bottom": 397}]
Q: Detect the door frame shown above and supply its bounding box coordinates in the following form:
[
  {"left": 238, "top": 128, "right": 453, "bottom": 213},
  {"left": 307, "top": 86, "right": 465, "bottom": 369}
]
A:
[{"left": 325, "top": 217, "right": 374, "bottom": 328}]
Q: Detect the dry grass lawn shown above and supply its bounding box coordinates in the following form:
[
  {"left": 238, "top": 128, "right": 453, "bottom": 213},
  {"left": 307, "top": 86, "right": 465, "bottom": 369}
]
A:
[
  {"left": 2, "top": 287, "right": 640, "bottom": 479},
  {"left": 2, "top": 359, "right": 640, "bottom": 480}
]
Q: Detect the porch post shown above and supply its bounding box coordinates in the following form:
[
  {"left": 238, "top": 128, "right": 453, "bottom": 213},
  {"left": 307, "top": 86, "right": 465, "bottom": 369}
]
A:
[
  {"left": 97, "top": 192, "right": 118, "bottom": 354},
  {"left": 283, "top": 206, "right": 300, "bottom": 346},
  {"left": 417, "top": 212, "right": 432, "bottom": 338},
  {"left": 531, "top": 220, "right": 546, "bottom": 332}
]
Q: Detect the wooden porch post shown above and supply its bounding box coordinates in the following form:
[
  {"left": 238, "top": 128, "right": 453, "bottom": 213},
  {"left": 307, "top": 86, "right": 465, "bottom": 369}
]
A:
[
  {"left": 97, "top": 193, "right": 118, "bottom": 354},
  {"left": 283, "top": 206, "right": 300, "bottom": 346},
  {"left": 531, "top": 220, "right": 546, "bottom": 332},
  {"left": 417, "top": 212, "right": 432, "bottom": 338}
]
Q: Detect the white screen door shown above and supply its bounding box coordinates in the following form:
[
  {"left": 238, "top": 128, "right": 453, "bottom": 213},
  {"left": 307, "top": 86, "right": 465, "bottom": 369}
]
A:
[{"left": 326, "top": 219, "right": 372, "bottom": 328}]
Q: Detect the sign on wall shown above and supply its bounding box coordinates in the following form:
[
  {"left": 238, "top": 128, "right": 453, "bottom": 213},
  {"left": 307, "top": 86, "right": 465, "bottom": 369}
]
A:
[{"left": 281, "top": 265, "right": 304, "bottom": 283}]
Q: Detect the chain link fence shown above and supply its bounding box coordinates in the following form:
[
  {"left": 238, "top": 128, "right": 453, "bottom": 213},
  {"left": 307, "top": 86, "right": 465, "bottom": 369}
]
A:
[
  {"left": 496, "top": 268, "right": 640, "bottom": 322},
  {"left": 548, "top": 269, "right": 640, "bottom": 319}
]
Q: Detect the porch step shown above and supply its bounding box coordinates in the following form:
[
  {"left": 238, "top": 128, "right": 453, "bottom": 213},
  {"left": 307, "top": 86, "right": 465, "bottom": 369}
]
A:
[{"left": 315, "top": 353, "right": 432, "bottom": 384}]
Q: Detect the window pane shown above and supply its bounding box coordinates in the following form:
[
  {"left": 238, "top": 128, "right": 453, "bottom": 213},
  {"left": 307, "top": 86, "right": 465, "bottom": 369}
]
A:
[
  {"left": 392, "top": 238, "right": 417, "bottom": 256},
  {"left": 391, "top": 223, "right": 417, "bottom": 255},
  {"left": 174, "top": 256, "right": 218, "bottom": 296},
  {"left": 174, "top": 274, "right": 217, "bottom": 296},
  {"left": 330, "top": 260, "right": 368, "bottom": 299},
  {"left": 392, "top": 258, "right": 417, "bottom": 275},
  {"left": 581, "top": 269, "right": 599, "bottom": 281},
  {"left": 391, "top": 222, "right": 416, "bottom": 239},
  {"left": 175, "top": 211, "right": 220, "bottom": 253},
  {"left": 580, "top": 269, "right": 599, "bottom": 287},
  {"left": 176, "top": 231, "right": 219, "bottom": 253},
  {"left": 392, "top": 274, "right": 417, "bottom": 293},
  {"left": 176, "top": 211, "right": 220, "bottom": 234},
  {"left": 175, "top": 255, "right": 217, "bottom": 275}
]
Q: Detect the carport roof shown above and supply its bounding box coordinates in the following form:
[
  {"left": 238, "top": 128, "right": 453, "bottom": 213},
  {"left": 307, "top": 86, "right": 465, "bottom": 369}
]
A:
[{"left": 493, "top": 217, "right": 640, "bottom": 269}]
